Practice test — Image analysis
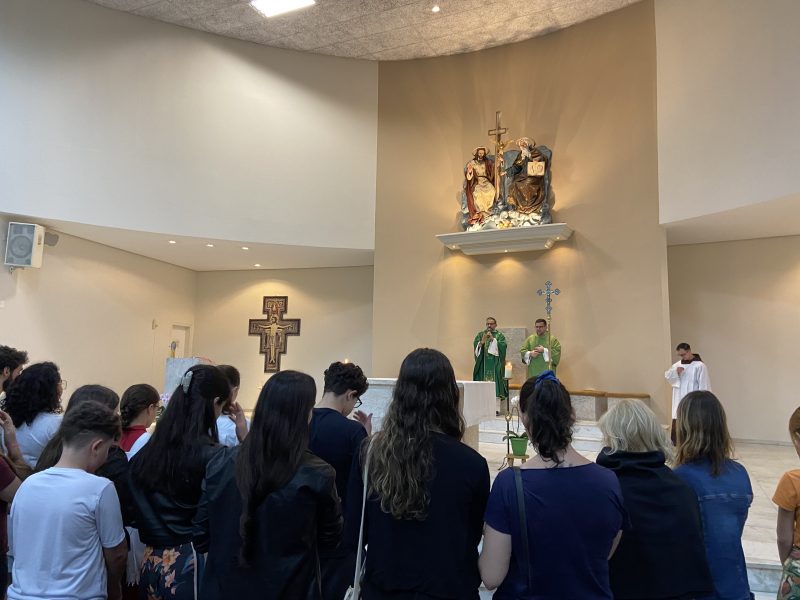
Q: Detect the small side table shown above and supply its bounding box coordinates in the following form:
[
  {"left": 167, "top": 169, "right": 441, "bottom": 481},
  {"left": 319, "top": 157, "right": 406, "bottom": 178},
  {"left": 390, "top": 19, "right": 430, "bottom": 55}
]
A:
[{"left": 506, "top": 453, "right": 529, "bottom": 467}]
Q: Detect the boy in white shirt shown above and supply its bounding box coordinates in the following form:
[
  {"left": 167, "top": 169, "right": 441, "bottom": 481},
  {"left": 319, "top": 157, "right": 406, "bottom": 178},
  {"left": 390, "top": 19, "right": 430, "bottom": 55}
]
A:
[{"left": 8, "top": 401, "right": 127, "bottom": 600}]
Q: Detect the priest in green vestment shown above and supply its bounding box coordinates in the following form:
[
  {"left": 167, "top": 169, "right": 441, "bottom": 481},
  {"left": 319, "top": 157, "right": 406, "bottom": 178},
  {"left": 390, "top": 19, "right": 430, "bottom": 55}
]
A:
[
  {"left": 473, "top": 316, "right": 508, "bottom": 401},
  {"left": 520, "top": 318, "right": 562, "bottom": 379}
]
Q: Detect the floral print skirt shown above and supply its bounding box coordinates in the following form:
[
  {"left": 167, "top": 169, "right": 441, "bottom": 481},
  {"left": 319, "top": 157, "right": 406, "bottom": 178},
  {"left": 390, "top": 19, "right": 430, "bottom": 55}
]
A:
[
  {"left": 140, "top": 543, "right": 204, "bottom": 600},
  {"left": 779, "top": 546, "right": 800, "bottom": 600}
]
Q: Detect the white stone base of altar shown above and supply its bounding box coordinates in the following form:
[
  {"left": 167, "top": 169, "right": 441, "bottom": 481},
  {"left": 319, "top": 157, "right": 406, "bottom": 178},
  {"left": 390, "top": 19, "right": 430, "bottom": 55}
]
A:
[{"left": 360, "top": 378, "right": 496, "bottom": 450}]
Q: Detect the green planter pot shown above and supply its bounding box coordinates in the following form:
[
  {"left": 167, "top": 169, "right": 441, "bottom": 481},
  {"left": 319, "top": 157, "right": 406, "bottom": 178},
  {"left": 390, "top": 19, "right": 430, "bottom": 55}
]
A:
[{"left": 509, "top": 437, "right": 529, "bottom": 456}]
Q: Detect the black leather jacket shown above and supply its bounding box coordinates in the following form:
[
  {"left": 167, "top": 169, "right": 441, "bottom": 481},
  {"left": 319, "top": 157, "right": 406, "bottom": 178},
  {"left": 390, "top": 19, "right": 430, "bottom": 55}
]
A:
[
  {"left": 128, "top": 443, "right": 222, "bottom": 547},
  {"left": 194, "top": 448, "right": 342, "bottom": 600}
]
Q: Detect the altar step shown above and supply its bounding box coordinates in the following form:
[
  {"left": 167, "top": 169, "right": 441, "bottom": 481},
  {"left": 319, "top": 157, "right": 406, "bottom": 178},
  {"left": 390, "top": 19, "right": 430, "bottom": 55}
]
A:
[{"left": 479, "top": 417, "right": 604, "bottom": 453}]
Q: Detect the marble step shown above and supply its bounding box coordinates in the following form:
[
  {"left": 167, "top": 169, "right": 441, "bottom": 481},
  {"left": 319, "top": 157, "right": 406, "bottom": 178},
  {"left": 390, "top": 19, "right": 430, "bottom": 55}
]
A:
[{"left": 480, "top": 419, "right": 604, "bottom": 452}]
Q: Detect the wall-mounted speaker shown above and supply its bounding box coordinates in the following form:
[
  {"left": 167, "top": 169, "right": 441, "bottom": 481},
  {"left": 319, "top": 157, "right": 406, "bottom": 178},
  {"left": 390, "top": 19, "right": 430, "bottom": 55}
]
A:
[{"left": 4, "top": 222, "right": 45, "bottom": 268}]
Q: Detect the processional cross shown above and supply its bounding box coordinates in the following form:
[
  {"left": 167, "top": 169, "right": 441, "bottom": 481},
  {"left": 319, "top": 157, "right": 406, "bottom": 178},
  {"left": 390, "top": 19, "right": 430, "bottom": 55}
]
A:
[
  {"left": 488, "top": 110, "right": 510, "bottom": 202},
  {"left": 248, "top": 296, "right": 301, "bottom": 373},
  {"left": 536, "top": 281, "right": 561, "bottom": 370}
]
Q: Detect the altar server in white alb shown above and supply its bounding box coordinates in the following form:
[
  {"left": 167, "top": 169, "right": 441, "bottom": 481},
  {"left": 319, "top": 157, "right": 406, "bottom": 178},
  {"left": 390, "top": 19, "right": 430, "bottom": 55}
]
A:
[{"left": 665, "top": 342, "right": 711, "bottom": 442}]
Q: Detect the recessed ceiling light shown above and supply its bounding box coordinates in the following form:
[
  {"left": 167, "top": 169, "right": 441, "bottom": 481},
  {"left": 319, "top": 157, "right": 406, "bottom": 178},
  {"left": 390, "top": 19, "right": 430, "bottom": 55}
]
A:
[
  {"left": 206, "top": 243, "right": 214, "bottom": 247},
  {"left": 431, "top": 5, "right": 440, "bottom": 12},
  {"left": 254, "top": 263, "right": 262, "bottom": 267},
  {"left": 250, "top": 0, "right": 315, "bottom": 18},
  {"left": 241, "top": 246, "right": 250, "bottom": 250},
  {"left": 168, "top": 240, "right": 177, "bottom": 244}
]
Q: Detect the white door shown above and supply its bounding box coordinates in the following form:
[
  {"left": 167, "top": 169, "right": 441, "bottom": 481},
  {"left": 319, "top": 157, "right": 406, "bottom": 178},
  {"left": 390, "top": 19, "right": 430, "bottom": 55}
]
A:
[{"left": 170, "top": 325, "right": 191, "bottom": 358}]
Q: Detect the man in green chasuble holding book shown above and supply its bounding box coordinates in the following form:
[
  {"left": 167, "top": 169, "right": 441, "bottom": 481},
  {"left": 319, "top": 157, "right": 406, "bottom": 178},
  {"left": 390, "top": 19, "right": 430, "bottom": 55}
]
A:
[{"left": 473, "top": 317, "right": 508, "bottom": 405}]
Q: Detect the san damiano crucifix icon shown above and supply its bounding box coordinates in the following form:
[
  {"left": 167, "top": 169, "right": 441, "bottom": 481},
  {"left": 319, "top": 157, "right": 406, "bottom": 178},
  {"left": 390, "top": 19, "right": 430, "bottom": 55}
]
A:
[{"left": 248, "top": 296, "right": 301, "bottom": 373}]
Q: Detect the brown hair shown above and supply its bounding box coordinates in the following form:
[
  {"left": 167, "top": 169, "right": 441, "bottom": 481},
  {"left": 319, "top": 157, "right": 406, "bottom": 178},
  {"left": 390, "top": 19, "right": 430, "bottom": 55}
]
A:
[
  {"left": 789, "top": 406, "right": 800, "bottom": 438},
  {"left": 675, "top": 391, "right": 733, "bottom": 476}
]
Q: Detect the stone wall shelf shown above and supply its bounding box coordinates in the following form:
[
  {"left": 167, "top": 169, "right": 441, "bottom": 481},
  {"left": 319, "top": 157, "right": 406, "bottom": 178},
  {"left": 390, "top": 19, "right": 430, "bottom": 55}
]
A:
[{"left": 436, "top": 223, "right": 573, "bottom": 256}]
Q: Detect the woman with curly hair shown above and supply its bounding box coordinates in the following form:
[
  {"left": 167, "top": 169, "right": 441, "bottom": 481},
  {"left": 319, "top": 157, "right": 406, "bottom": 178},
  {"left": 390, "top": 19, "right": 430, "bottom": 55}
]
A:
[
  {"left": 2, "top": 362, "right": 63, "bottom": 467},
  {"left": 479, "top": 371, "right": 627, "bottom": 599},
  {"left": 345, "top": 348, "right": 490, "bottom": 599}
]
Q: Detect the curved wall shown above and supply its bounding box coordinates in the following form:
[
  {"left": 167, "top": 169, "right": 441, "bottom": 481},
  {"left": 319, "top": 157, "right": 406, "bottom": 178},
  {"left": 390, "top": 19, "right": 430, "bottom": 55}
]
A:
[{"left": 0, "top": 0, "right": 378, "bottom": 250}]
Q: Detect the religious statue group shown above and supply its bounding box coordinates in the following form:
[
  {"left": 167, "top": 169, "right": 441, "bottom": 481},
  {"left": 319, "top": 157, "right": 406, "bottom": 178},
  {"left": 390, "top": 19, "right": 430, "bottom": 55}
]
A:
[{"left": 459, "top": 112, "right": 554, "bottom": 231}]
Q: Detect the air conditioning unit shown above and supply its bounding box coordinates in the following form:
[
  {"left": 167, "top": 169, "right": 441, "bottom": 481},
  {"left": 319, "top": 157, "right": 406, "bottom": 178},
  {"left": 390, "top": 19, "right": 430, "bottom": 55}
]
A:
[{"left": 5, "top": 222, "right": 45, "bottom": 268}]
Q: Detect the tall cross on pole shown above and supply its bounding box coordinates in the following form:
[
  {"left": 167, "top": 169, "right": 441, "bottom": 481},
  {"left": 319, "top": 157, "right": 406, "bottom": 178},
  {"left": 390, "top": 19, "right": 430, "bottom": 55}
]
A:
[
  {"left": 536, "top": 281, "right": 561, "bottom": 370},
  {"left": 487, "top": 111, "right": 508, "bottom": 202}
]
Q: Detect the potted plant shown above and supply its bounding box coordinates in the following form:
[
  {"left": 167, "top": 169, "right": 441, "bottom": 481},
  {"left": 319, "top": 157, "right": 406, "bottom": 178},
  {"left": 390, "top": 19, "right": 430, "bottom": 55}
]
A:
[{"left": 503, "top": 431, "right": 529, "bottom": 456}]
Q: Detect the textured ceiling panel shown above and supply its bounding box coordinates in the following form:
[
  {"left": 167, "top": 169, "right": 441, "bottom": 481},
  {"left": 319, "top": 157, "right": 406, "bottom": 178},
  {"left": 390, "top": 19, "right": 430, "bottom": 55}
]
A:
[{"left": 87, "top": 0, "right": 640, "bottom": 60}]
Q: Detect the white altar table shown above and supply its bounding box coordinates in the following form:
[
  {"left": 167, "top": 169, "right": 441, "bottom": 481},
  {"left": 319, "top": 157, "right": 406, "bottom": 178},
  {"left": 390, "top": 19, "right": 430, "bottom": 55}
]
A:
[{"left": 360, "top": 378, "right": 496, "bottom": 449}]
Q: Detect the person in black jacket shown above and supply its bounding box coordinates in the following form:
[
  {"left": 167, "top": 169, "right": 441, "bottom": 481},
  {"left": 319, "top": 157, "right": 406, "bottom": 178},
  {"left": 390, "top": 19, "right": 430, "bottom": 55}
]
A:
[
  {"left": 345, "top": 348, "right": 490, "bottom": 599},
  {"left": 596, "top": 398, "right": 713, "bottom": 600},
  {"left": 194, "top": 370, "right": 342, "bottom": 600},
  {"left": 128, "top": 365, "right": 231, "bottom": 600}
]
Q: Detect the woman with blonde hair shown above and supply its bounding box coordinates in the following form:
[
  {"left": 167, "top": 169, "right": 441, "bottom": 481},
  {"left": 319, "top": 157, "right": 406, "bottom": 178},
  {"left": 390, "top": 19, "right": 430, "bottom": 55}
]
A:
[
  {"left": 345, "top": 348, "right": 490, "bottom": 599},
  {"left": 674, "top": 391, "right": 753, "bottom": 600},
  {"left": 597, "top": 399, "right": 712, "bottom": 600}
]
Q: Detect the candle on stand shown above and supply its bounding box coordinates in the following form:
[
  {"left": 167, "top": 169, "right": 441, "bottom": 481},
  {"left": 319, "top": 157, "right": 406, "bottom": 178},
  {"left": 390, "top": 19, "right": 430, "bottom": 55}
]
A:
[{"left": 504, "top": 361, "right": 512, "bottom": 379}]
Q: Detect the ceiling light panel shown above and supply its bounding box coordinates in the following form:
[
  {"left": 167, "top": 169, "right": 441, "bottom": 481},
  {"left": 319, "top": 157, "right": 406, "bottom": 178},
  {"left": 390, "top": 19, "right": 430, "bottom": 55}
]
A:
[{"left": 250, "top": 0, "right": 315, "bottom": 18}]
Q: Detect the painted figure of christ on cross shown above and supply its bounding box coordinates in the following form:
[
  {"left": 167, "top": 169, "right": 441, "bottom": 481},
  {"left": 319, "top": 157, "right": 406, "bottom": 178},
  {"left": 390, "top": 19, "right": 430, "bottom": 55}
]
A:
[{"left": 248, "top": 296, "right": 301, "bottom": 373}]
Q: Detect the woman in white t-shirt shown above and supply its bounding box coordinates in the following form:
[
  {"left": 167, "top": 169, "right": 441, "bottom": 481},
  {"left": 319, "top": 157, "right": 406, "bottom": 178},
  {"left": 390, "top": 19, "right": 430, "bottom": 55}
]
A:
[
  {"left": 216, "top": 365, "right": 249, "bottom": 446},
  {"left": 2, "top": 362, "right": 63, "bottom": 467}
]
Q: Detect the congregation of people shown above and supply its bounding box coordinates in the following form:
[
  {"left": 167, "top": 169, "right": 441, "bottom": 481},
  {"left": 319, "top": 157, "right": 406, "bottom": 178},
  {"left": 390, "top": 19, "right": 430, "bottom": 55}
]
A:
[{"left": 0, "top": 340, "right": 797, "bottom": 600}]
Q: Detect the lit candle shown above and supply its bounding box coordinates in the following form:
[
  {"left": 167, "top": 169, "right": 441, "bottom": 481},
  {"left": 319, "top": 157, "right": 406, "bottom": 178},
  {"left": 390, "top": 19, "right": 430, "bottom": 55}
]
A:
[
  {"left": 343, "top": 358, "right": 350, "bottom": 364},
  {"left": 504, "top": 361, "right": 512, "bottom": 379}
]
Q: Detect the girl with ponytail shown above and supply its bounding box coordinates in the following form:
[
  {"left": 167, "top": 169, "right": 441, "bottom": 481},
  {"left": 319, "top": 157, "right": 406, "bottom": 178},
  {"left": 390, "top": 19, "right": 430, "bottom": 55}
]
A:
[
  {"left": 129, "top": 364, "right": 230, "bottom": 600},
  {"left": 119, "top": 384, "right": 160, "bottom": 455},
  {"left": 480, "top": 371, "right": 628, "bottom": 599},
  {"left": 194, "top": 370, "right": 342, "bottom": 599}
]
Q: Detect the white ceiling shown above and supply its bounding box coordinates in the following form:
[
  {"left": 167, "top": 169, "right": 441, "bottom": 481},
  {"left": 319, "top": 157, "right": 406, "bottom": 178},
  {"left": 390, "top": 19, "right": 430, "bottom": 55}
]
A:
[
  {"left": 664, "top": 192, "right": 800, "bottom": 246},
  {"left": 6, "top": 216, "right": 373, "bottom": 272},
  {"left": 87, "top": 0, "right": 640, "bottom": 60}
]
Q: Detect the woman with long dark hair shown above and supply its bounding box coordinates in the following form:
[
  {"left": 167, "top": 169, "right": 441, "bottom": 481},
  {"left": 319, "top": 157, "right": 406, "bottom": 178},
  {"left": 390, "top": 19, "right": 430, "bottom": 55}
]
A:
[
  {"left": 2, "top": 362, "right": 63, "bottom": 467},
  {"left": 344, "top": 348, "right": 490, "bottom": 599},
  {"left": 673, "top": 391, "right": 753, "bottom": 600},
  {"left": 128, "top": 364, "right": 231, "bottom": 600},
  {"left": 194, "top": 370, "right": 341, "bottom": 599},
  {"left": 479, "top": 371, "right": 626, "bottom": 599},
  {"left": 119, "top": 384, "right": 160, "bottom": 455}
]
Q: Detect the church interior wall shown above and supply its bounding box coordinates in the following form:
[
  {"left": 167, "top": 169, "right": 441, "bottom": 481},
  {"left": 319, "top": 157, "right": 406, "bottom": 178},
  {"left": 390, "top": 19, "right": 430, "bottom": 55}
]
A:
[
  {"left": 668, "top": 236, "right": 800, "bottom": 443},
  {"left": 0, "top": 0, "right": 379, "bottom": 252},
  {"left": 655, "top": 0, "right": 800, "bottom": 225},
  {"left": 372, "top": 1, "right": 675, "bottom": 420},
  {"left": 193, "top": 266, "right": 374, "bottom": 409},
  {"left": 0, "top": 216, "right": 197, "bottom": 396}
]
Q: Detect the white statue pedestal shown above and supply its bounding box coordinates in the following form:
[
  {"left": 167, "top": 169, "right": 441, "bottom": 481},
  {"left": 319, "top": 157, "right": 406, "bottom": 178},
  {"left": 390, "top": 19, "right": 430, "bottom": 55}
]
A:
[{"left": 360, "top": 378, "right": 496, "bottom": 450}]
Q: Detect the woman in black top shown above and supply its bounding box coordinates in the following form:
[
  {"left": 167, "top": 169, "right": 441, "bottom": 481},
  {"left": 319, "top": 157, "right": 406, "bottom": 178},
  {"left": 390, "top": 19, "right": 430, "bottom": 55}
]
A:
[
  {"left": 129, "top": 364, "right": 231, "bottom": 600},
  {"left": 596, "top": 399, "right": 713, "bottom": 600},
  {"left": 345, "top": 348, "right": 490, "bottom": 599},
  {"left": 194, "top": 370, "right": 342, "bottom": 600}
]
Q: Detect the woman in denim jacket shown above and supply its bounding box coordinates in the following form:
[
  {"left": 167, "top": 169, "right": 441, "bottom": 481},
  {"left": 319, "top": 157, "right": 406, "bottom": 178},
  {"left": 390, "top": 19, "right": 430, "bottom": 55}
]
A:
[{"left": 673, "top": 391, "right": 754, "bottom": 600}]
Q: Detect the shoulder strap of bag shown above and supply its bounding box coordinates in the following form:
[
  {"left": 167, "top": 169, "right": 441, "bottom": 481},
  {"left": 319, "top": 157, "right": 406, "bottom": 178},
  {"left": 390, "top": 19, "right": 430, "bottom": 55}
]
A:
[
  {"left": 513, "top": 466, "right": 533, "bottom": 592},
  {"left": 351, "top": 440, "right": 372, "bottom": 597}
]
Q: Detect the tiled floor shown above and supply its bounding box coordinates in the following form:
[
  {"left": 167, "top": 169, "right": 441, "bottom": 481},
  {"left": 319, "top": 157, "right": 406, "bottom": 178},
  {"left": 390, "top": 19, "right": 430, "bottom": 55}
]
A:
[{"left": 478, "top": 439, "right": 798, "bottom": 571}]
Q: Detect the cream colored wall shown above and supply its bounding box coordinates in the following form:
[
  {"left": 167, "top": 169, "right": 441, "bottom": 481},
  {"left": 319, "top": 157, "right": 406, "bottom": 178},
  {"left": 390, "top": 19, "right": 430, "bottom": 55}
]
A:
[
  {"left": 0, "top": 0, "right": 378, "bottom": 250},
  {"left": 668, "top": 236, "right": 800, "bottom": 442},
  {"left": 193, "top": 266, "right": 373, "bottom": 409},
  {"left": 0, "top": 220, "right": 196, "bottom": 398},
  {"left": 655, "top": 0, "right": 800, "bottom": 224},
  {"left": 373, "top": 2, "right": 674, "bottom": 418}
]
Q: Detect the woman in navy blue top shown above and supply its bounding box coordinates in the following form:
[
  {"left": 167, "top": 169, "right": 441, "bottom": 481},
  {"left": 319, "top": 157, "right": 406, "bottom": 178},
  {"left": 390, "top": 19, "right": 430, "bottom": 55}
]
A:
[
  {"left": 480, "top": 371, "right": 627, "bottom": 599},
  {"left": 673, "top": 391, "right": 753, "bottom": 600}
]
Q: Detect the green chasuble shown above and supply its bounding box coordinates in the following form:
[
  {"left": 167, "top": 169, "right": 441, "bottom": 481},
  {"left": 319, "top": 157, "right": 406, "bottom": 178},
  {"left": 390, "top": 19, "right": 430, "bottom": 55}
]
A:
[
  {"left": 520, "top": 333, "right": 561, "bottom": 379},
  {"left": 473, "top": 330, "right": 508, "bottom": 400}
]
